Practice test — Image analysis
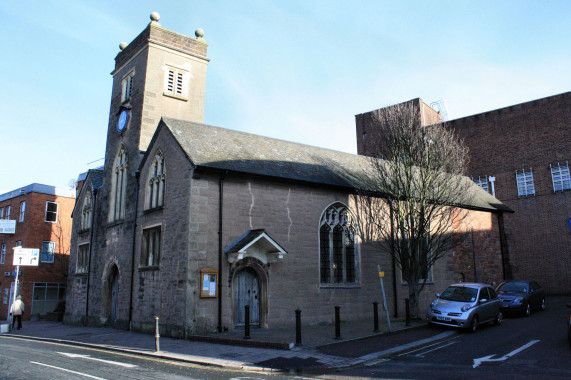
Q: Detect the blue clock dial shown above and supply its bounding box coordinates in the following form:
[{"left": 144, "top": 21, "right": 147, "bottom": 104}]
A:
[{"left": 117, "top": 109, "right": 129, "bottom": 134}]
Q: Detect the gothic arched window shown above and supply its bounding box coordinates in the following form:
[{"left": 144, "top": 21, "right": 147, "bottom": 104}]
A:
[
  {"left": 109, "top": 146, "right": 128, "bottom": 222},
  {"left": 146, "top": 151, "right": 166, "bottom": 210},
  {"left": 319, "top": 202, "right": 359, "bottom": 285}
]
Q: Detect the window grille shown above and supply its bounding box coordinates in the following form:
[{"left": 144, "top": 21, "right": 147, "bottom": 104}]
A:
[
  {"left": 165, "top": 68, "right": 186, "bottom": 97},
  {"left": 516, "top": 169, "right": 535, "bottom": 197},
  {"left": 473, "top": 176, "right": 489, "bottom": 193},
  {"left": 31, "top": 282, "right": 66, "bottom": 315},
  {"left": 551, "top": 162, "right": 571, "bottom": 192}
]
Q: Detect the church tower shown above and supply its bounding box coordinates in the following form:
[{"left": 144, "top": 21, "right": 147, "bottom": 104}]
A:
[{"left": 104, "top": 11, "right": 209, "bottom": 173}]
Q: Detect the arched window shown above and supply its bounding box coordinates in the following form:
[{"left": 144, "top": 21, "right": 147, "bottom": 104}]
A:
[
  {"left": 80, "top": 188, "right": 93, "bottom": 230},
  {"left": 146, "top": 151, "right": 166, "bottom": 209},
  {"left": 109, "top": 146, "right": 128, "bottom": 222},
  {"left": 319, "top": 202, "right": 359, "bottom": 285}
]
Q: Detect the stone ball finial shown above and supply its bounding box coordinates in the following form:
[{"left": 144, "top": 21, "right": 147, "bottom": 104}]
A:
[
  {"left": 150, "top": 12, "right": 160, "bottom": 22},
  {"left": 119, "top": 42, "right": 128, "bottom": 51},
  {"left": 195, "top": 28, "right": 205, "bottom": 39}
]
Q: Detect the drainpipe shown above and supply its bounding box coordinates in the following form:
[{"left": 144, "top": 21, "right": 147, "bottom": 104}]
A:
[
  {"left": 85, "top": 188, "right": 98, "bottom": 325},
  {"left": 129, "top": 170, "right": 141, "bottom": 328},
  {"left": 217, "top": 173, "right": 226, "bottom": 332},
  {"left": 488, "top": 176, "right": 496, "bottom": 197},
  {"left": 496, "top": 212, "right": 512, "bottom": 280}
]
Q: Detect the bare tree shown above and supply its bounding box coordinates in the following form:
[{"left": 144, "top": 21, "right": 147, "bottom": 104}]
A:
[{"left": 353, "top": 101, "right": 472, "bottom": 318}]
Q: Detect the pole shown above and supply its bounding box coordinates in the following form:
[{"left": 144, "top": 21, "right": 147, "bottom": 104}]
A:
[
  {"left": 377, "top": 265, "right": 392, "bottom": 332},
  {"left": 154, "top": 316, "right": 160, "bottom": 352}
]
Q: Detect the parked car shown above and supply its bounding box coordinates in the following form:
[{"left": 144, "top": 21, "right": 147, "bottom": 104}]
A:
[
  {"left": 567, "top": 303, "right": 571, "bottom": 347},
  {"left": 426, "top": 283, "right": 502, "bottom": 332},
  {"left": 496, "top": 280, "right": 546, "bottom": 317}
]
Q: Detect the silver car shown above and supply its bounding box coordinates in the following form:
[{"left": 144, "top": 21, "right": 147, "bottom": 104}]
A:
[{"left": 426, "top": 283, "right": 503, "bottom": 332}]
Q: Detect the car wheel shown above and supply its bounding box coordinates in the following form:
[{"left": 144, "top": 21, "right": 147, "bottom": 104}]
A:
[
  {"left": 469, "top": 315, "right": 479, "bottom": 333},
  {"left": 524, "top": 303, "right": 531, "bottom": 317},
  {"left": 540, "top": 298, "right": 546, "bottom": 311},
  {"left": 494, "top": 310, "right": 503, "bottom": 325}
]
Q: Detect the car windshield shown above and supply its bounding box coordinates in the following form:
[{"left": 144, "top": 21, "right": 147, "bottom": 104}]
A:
[
  {"left": 498, "top": 282, "right": 528, "bottom": 293},
  {"left": 440, "top": 286, "right": 478, "bottom": 302}
]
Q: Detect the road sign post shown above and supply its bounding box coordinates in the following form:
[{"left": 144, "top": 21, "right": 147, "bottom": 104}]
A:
[
  {"left": 10, "top": 247, "right": 39, "bottom": 331},
  {"left": 377, "top": 264, "right": 391, "bottom": 332}
]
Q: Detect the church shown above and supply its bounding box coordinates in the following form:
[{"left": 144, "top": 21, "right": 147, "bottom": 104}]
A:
[{"left": 64, "top": 13, "right": 513, "bottom": 338}]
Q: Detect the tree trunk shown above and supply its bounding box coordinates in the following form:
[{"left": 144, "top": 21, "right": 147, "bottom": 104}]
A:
[{"left": 408, "top": 281, "right": 420, "bottom": 319}]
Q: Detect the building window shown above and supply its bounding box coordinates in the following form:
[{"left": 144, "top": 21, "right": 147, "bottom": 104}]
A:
[
  {"left": 19, "top": 201, "right": 26, "bottom": 222},
  {"left": 45, "top": 201, "right": 59, "bottom": 223},
  {"left": 0, "top": 208, "right": 3, "bottom": 219},
  {"left": 81, "top": 190, "right": 93, "bottom": 231},
  {"left": 141, "top": 226, "right": 161, "bottom": 267},
  {"left": 5, "top": 206, "right": 10, "bottom": 220},
  {"left": 146, "top": 151, "right": 166, "bottom": 210},
  {"left": 41, "top": 241, "right": 55, "bottom": 263},
  {"left": 0, "top": 244, "right": 5, "bottom": 264},
  {"left": 76, "top": 244, "right": 90, "bottom": 274},
  {"left": 16, "top": 241, "right": 21, "bottom": 247},
  {"left": 110, "top": 146, "right": 128, "bottom": 222},
  {"left": 31, "top": 282, "right": 66, "bottom": 315},
  {"left": 319, "top": 203, "right": 359, "bottom": 285},
  {"left": 121, "top": 70, "right": 135, "bottom": 103},
  {"left": 473, "top": 176, "right": 489, "bottom": 193},
  {"left": 551, "top": 162, "right": 571, "bottom": 192},
  {"left": 164, "top": 66, "right": 187, "bottom": 98},
  {"left": 516, "top": 169, "right": 535, "bottom": 197}
]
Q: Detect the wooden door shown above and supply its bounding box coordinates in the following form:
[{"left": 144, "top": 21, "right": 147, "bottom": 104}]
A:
[{"left": 234, "top": 269, "right": 260, "bottom": 326}]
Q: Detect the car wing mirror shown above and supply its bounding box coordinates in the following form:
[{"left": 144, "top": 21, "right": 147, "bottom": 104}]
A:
[
  {"left": 480, "top": 298, "right": 488, "bottom": 303},
  {"left": 435, "top": 293, "right": 440, "bottom": 298}
]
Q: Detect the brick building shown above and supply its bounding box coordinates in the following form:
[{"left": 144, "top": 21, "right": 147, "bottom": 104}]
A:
[
  {"left": 65, "top": 13, "right": 512, "bottom": 337},
  {"left": 357, "top": 93, "right": 571, "bottom": 295},
  {"left": 0, "top": 183, "right": 75, "bottom": 321}
]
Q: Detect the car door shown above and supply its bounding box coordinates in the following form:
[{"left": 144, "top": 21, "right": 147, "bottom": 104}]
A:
[
  {"left": 487, "top": 286, "right": 501, "bottom": 315},
  {"left": 478, "top": 287, "right": 493, "bottom": 321}
]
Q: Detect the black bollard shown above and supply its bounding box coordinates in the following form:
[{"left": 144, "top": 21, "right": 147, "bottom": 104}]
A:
[
  {"left": 295, "top": 309, "right": 302, "bottom": 346},
  {"left": 405, "top": 298, "right": 411, "bottom": 326},
  {"left": 244, "top": 305, "right": 251, "bottom": 339},
  {"left": 373, "top": 302, "right": 379, "bottom": 332},
  {"left": 334, "top": 306, "right": 341, "bottom": 339}
]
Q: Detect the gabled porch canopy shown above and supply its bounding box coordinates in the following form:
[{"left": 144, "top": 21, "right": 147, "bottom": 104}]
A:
[{"left": 225, "top": 229, "right": 287, "bottom": 264}]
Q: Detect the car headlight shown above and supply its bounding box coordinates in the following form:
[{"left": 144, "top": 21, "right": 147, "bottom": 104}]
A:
[
  {"left": 461, "top": 305, "right": 470, "bottom": 312},
  {"left": 514, "top": 297, "right": 523, "bottom": 303}
]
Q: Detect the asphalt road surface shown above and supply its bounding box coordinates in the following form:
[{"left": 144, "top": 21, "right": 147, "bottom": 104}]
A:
[
  {"left": 327, "top": 296, "right": 571, "bottom": 379},
  {"left": 0, "top": 337, "right": 307, "bottom": 380}
]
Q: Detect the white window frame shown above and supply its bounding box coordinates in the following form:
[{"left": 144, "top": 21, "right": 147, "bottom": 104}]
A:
[
  {"left": 41, "top": 241, "right": 56, "bottom": 263},
  {"left": 551, "top": 162, "right": 571, "bottom": 192},
  {"left": 31, "top": 282, "right": 66, "bottom": 315},
  {"left": 473, "top": 176, "right": 489, "bottom": 193},
  {"left": 516, "top": 169, "right": 535, "bottom": 197},
  {"left": 45, "top": 201, "right": 59, "bottom": 223},
  {"left": 0, "top": 207, "right": 4, "bottom": 219},
  {"left": 121, "top": 70, "right": 135, "bottom": 103},
  {"left": 19, "top": 201, "right": 25, "bottom": 222},
  {"left": 5, "top": 206, "right": 10, "bottom": 220}
]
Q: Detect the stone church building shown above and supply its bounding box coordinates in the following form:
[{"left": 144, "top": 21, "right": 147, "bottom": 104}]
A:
[{"left": 65, "top": 14, "right": 513, "bottom": 338}]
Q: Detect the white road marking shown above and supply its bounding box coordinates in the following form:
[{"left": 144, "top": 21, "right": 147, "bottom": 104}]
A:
[
  {"left": 58, "top": 352, "right": 138, "bottom": 368},
  {"left": 415, "top": 341, "right": 457, "bottom": 357},
  {"left": 396, "top": 336, "right": 457, "bottom": 357},
  {"left": 30, "top": 361, "right": 107, "bottom": 380},
  {"left": 472, "top": 340, "right": 540, "bottom": 368}
]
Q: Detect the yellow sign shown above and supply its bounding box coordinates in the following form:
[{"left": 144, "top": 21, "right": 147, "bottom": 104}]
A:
[{"left": 378, "top": 271, "right": 385, "bottom": 278}]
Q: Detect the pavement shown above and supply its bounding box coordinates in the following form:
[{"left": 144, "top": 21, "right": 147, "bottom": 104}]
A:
[{"left": 0, "top": 316, "right": 456, "bottom": 373}]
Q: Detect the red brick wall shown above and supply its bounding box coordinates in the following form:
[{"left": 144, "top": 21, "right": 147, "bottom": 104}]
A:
[{"left": 0, "top": 191, "right": 74, "bottom": 320}]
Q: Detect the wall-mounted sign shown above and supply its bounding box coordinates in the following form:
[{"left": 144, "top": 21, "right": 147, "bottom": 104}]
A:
[
  {"left": 200, "top": 268, "right": 218, "bottom": 298},
  {"left": 0, "top": 219, "right": 16, "bottom": 234}
]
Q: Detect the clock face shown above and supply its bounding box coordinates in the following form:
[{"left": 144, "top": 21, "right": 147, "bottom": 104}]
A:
[{"left": 117, "top": 109, "right": 130, "bottom": 134}]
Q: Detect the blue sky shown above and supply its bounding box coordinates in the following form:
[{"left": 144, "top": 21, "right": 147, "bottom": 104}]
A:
[{"left": 1, "top": 0, "right": 570, "bottom": 194}]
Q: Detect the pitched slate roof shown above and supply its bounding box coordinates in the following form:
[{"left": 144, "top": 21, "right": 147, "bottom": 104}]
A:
[{"left": 160, "top": 117, "right": 512, "bottom": 213}]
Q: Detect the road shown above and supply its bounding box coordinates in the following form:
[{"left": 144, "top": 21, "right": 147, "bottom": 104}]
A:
[
  {"left": 327, "top": 296, "right": 571, "bottom": 379},
  {"left": 0, "top": 337, "right": 306, "bottom": 380}
]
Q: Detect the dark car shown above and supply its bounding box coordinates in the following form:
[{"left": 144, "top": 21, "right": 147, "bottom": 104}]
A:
[
  {"left": 426, "top": 283, "right": 502, "bottom": 332},
  {"left": 496, "top": 280, "right": 546, "bottom": 316}
]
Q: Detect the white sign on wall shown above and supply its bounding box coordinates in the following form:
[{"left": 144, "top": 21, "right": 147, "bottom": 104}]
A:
[
  {"left": 12, "top": 247, "right": 40, "bottom": 266},
  {"left": 0, "top": 220, "right": 16, "bottom": 234}
]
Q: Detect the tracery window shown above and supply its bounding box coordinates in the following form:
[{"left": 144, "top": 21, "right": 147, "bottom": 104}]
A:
[
  {"left": 146, "top": 151, "right": 166, "bottom": 209},
  {"left": 110, "top": 146, "right": 128, "bottom": 222},
  {"left": 319, "top": 203, "right": 359, "bottom": 285}
]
